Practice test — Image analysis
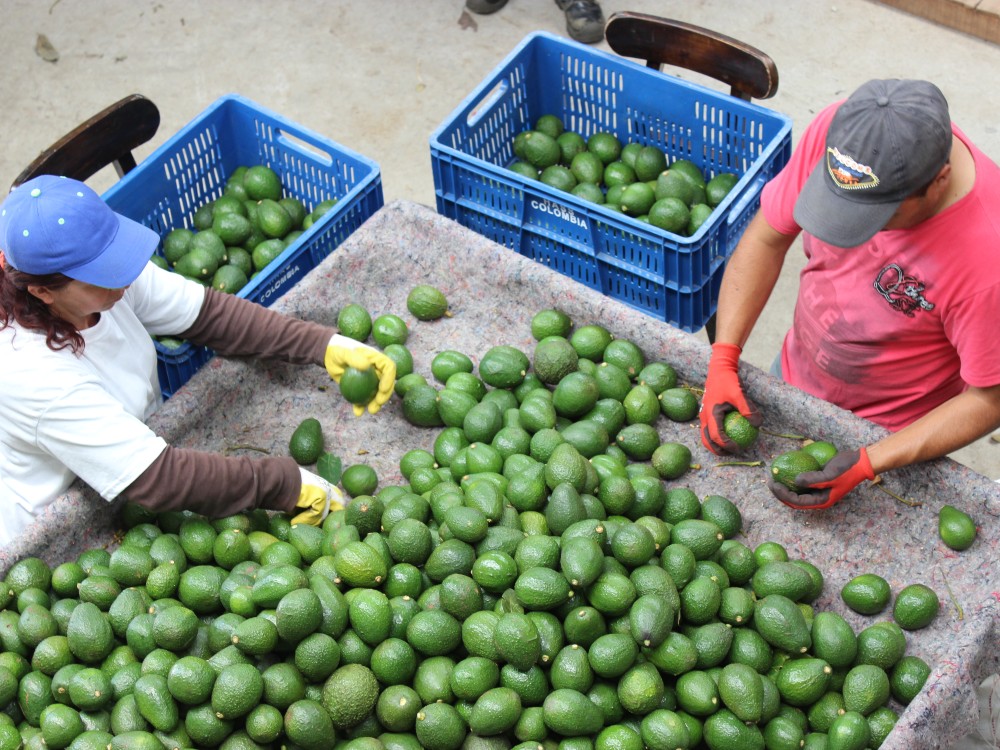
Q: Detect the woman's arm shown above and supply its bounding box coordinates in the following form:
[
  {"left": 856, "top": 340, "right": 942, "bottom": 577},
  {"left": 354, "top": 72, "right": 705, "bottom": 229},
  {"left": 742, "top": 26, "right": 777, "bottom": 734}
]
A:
[
  {"left": 121, "top": 445, "right": 301, "bottom": 517},
  {"left": 178, "top": 287, "right": 332, "bottom": 364}
]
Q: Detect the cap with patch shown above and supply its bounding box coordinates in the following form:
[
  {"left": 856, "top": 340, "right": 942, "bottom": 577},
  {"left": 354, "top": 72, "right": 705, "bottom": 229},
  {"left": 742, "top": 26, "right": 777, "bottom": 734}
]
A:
[
  {"left": 793, "top": 79, "right": 952, "bottom": 248},
  {"left": 0, "top": 174, "right": 158, "bottom": 287}
]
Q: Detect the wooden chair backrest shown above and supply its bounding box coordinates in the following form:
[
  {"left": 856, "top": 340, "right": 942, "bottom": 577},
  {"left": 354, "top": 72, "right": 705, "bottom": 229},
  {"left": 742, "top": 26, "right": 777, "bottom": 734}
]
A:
[
  {"left": 604, "top": 12, "right": 778, "bottom": 101},
  {"left": 12, "top": 94, "right": 160, "bottom": 190}
]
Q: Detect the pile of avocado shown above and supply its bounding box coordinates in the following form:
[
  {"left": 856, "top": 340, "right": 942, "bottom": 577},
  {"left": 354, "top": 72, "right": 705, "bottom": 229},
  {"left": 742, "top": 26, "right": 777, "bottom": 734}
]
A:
[
  {"left": 153, "top": 165, "right": 338, "bottom": 298},
  {"left": 1, "top": 301, "right": 967, "bottom": 750},
  {"left": 152, "top": 165, "right": 339, "bottom": 351},
  {"left": 507, "top": 114, "right": 738, "bottom": 237}
]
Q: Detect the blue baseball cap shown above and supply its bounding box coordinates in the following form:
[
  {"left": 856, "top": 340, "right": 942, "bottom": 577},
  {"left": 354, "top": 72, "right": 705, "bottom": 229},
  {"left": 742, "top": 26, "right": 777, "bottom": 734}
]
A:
[{"left": 0, "top": 175, "right": 158, "bottom": 288}]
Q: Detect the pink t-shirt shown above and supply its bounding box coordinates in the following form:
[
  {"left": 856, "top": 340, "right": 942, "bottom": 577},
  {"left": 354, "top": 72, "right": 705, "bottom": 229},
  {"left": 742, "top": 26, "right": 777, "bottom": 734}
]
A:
[{"left": 761, "top": 101, "right": 1000, "bottom": 431}]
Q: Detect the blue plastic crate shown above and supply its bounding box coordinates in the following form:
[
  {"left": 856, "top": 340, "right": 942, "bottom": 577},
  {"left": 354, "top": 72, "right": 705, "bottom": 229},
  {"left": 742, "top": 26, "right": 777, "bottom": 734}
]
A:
[
  {"left": 102, "top": 94, "right": 383, "bottom": 398},
  {"left": 430, "top": 32, "right": 792, "bottom": 332}
]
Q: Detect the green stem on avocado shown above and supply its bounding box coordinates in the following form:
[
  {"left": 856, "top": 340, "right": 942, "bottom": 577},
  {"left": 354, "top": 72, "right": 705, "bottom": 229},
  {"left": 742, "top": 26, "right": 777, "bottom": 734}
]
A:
[
  {"left": 939, "top": 567, "right": 964, "bottom": 620},
  {"left": 758, "top": 427, "right": 808, "bottom": 440},
  {"left": 870, "top": 478, "right": 923, "bottom": 507}
]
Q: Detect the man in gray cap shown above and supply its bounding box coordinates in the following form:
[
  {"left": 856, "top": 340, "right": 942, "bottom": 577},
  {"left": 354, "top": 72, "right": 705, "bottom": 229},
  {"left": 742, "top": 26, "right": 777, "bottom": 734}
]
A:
[{"left": 699, "top": 79, "right": 1000, "bottom": 509}]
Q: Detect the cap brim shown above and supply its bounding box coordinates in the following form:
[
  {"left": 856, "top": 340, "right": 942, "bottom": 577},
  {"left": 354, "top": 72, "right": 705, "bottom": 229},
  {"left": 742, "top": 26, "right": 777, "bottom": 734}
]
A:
[
  {"left": 63, "top": 213, "right": 159, "bottom": 288},
  {"left": 793, "top": 157, "right": 901, "bottom": 248}
]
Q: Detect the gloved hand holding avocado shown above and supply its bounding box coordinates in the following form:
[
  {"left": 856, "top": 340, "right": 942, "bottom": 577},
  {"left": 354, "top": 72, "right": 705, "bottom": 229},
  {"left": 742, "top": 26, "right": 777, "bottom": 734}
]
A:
[
  {"left": 324, "top": 334, "right": 396, "bottom": 416},
  {"left": 702, "top": 343, "right": 876, "bottom": 510},
  {"left": 287, "top": 333, "right": 395, "bottom": 526},
  {"left": 769, "top": 447, "right": 875, "bottom": 510},
  {"left": 699, "top": 343, "right": 762, "bottom": 455}
]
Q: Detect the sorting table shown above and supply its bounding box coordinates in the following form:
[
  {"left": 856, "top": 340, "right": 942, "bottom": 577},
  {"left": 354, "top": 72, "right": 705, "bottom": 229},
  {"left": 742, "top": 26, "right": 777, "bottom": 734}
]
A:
[{"left": 4, "top": 200, "right": 997, "bottom": 749}]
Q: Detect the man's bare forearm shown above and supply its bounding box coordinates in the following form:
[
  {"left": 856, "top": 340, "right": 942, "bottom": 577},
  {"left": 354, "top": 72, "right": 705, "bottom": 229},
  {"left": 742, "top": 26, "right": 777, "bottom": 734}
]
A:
[{"left": 867, "top": 385, "right": 1000, "bottom": 474}]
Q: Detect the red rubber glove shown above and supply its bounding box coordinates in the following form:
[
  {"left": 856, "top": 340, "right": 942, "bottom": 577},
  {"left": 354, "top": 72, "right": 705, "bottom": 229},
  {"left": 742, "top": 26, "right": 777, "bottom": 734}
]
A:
[
  {"left": 700, "top": 343, "right": 762, "bottom": 455},
  {"left": 768, "top": 448, "right": 875, "bottom": 510}
]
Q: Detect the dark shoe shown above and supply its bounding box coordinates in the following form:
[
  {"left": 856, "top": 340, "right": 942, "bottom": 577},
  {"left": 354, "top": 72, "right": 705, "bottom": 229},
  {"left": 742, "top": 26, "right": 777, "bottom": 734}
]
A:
[
  {"left": 466, "top": 0, "right": 508, "bottom": 14},
  {"left": 553, "top": 0, "right": 605, "bottom": 44}
]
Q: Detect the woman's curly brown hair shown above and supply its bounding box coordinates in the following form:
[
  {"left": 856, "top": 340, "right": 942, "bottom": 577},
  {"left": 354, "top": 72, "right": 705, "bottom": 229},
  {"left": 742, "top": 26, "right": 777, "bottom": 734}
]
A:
[{"left": 0, "top": 258, "right": 85, "bottom": 354}]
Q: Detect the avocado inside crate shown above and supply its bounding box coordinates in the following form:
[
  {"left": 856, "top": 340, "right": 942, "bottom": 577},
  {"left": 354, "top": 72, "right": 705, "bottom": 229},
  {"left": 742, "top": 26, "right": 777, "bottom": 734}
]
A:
[
  {"left": 8, "top": 202, "right": 997, "bottom": 750},
  {"left": 430, "top": 31, "right": 792, "bottom": 333},
  {"left": 101, "top": 93, "right": 384, "bottom": 399}
]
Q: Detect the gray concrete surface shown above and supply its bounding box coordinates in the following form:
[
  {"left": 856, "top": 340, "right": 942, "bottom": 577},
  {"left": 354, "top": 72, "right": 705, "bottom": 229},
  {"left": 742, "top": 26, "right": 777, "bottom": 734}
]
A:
[{"left": 2, "top": 0, "right": 1000, "bottom": 480}]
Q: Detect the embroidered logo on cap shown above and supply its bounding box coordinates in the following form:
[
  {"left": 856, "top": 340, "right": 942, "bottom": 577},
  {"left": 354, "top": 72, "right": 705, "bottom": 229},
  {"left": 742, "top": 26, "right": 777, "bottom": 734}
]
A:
[{"left": 826, "top": 146, "right": 880, "bottom": 190}]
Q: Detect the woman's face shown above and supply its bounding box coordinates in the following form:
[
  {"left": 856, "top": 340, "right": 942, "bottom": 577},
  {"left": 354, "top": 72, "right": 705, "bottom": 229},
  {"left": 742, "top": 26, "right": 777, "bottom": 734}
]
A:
[{"left": 27, "top": 278, "right": 127, "bottom": 330}]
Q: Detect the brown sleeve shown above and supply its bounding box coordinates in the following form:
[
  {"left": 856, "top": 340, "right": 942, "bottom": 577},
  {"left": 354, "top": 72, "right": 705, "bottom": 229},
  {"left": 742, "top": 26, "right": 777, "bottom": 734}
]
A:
[
  {"left": 121, "top": 446, "right": 300, "bottom": 518},
  {"left": 179, "top": 287, "right": 333, "bottom": 365}
]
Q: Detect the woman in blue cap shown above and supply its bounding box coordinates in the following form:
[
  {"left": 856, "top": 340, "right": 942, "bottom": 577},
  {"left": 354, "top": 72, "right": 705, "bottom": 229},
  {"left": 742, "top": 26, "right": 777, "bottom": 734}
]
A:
[{"left": 0, "top": 174, "right": 395, "bottom": 544}]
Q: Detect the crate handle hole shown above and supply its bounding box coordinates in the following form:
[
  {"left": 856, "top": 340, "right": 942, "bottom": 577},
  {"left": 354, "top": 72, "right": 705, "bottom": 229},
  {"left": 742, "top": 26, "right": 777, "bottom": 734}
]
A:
[
  {"left": 275, "top": 130, "right": 334, "bottom": 166},
  {"left": 467, "top": 81, "right": 509, "bottom": 128}
]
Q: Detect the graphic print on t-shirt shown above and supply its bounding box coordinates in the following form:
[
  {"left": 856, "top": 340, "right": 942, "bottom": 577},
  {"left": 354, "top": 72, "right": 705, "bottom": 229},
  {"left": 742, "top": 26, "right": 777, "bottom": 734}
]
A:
[
  {"left": 873, "top": 263, "right": 935, "bottom": 317},
  {"left": 795, "top": 264, "right": 879, "bottom": 386}
]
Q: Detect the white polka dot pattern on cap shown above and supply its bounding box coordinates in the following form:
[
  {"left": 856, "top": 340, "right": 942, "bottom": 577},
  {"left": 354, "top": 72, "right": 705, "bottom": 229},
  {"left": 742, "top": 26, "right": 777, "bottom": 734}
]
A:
[{"left": 0, "top": 173, "right": 158, "bottom": 285}]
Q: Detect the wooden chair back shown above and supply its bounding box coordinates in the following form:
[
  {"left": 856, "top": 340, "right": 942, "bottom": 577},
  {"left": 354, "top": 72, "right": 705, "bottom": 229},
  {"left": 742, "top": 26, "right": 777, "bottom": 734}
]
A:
[
  {"left": 12, "top": 94, "right": 160, "bottom": 190},
  {"left": 604, "top": 12, "right": 778, "bottom": 101}
]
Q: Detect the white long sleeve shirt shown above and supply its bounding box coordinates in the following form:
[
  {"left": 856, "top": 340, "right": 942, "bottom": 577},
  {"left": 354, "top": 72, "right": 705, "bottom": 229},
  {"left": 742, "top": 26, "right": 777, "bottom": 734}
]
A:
[{"left": 0, "top": 262, "right": 203, "bottom": 544}]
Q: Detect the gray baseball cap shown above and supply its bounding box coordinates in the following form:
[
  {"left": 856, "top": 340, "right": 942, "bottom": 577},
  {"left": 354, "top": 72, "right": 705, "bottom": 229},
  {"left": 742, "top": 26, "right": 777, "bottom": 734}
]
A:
[{"left": 793, "top": 79, "right": 952, "bottom": 248}]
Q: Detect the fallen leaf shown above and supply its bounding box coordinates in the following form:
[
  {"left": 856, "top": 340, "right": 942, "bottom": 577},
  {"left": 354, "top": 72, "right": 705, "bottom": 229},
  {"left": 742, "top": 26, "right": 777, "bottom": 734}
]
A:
[
  {"left": 317, "top": 452, "right": 342, "bottom": 484},
  {"left": 35, "top": 33, "right": 59, "bottom": 62},
  {"left": 458, "top": 10, "right": 478, "bottom": 31}
]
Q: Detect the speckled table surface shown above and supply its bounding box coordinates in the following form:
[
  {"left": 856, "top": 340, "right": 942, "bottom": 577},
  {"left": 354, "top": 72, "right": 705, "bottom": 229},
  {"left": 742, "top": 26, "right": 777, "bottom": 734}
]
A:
[{"left": 4, "top": 200, "right": 998, "bottom": 748}]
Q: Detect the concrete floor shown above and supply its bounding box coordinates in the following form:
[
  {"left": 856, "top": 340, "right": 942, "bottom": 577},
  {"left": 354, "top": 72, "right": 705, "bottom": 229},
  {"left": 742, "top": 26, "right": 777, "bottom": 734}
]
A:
[{"left": 3, "top": 0, "right": 1000, "bottom": 480}]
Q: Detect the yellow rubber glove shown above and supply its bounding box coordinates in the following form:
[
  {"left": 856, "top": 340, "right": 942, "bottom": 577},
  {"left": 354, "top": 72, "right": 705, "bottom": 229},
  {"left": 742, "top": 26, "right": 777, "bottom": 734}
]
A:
[
  {"left": 291, "top": 468, "right": 345, "bottom": 526},
  {"left": 324, "top": 334, "right": 396, "bottom": 416}
]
